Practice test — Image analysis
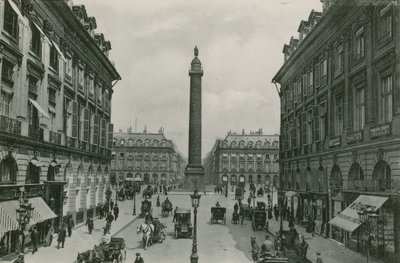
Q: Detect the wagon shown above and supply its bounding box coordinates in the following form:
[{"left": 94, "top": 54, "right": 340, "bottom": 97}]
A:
[
  {"left": 140, "top": 199, "right": 153, "bottom": 218},
  {"left": 252, "top": 210, "right": 267, "bottom": 231},
  {"left": 174, "top": 208, "right": 193, "bottom": 239},
  {"left": 210, "top": 207, "right": 226, "bottom": 224}
]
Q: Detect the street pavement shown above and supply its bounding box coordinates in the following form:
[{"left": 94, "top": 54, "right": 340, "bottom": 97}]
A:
[{"left": 114, "top": 191, "right": 273, "bottom": 263}]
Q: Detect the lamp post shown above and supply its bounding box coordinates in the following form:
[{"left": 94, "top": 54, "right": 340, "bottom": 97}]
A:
[
  {"left": 358, "top": 208, "right": 378, "bottom": 263},
  {"left": 190, "top": 184, "right": 201, "bottom": 263},
  {"left": 16, "top": 187, "right": 34, "bottom": 253},
  {"left": 132, "top": 182, "right": 137, "bottom": 215}
]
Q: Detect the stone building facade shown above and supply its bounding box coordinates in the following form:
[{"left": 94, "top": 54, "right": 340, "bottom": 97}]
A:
[
  {"left": 111, "top": 129, "right": 186, "bottom": 187},
  {"left": 0, "top": 0, "right": 119, "bottom": 255},
  {"left": 204, "top": 130, "right": 279, "bottom": 193},
  {"left": 272, "top": 0, "right": 400, "bottom": 261}
]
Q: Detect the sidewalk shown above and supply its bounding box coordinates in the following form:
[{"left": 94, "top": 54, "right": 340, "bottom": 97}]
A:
[
  {"left": 266, "top": 217, "right": 380, "bottom": 263},
  {"left": 1, "top": 200, "right": 138, "bottom": 263}
]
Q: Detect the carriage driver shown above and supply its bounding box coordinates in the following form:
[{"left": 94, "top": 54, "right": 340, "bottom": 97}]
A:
[
  {"left": 260, "top": 235, "right": 274, "bottom": 257},
  {"left": 215, "top": 201, "right": 221, "bottom": 207},
  {"left": 145, "top": 212, "right": 153, "bottom": 224}
]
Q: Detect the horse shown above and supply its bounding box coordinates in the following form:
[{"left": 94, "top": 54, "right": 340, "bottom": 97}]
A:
[
  {"left": 250, "top": 237, "right": 259, "bottom": 261},
  {"left": 136, "top": 223, "right": 154, "bottom": 250}
]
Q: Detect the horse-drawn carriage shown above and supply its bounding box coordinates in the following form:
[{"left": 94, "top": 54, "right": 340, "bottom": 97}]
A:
[
  {"left": 231, "top": 210, "right": 240, "bottom": 224},
  {"left": 250, "top": 237, "right": 289, "bottom": 263},
  {"left": 235, "top": 187, "right": 244, "bottom": 200},
  {"left": 174, "top": 208, "right": 193, "bottom": 239},
  {"left": 252, "top": 210, "right": 267, "bottom": 231},
  {"left": 241, "top": 204, "right": 253, "bottom": 220},
  {"left": 136, "top": 218, "right": 166, "bottom": 250},
  {"left": 210, "top": 207, "right": 226, "bottom": 224},
  {"left": 117, "top": 188, "right": 125, "bottom": 201},
  {"left": 161, "top": 200, "right": 173, "bottom": 217},
  {"left": 140, "top": 199, "right": 153, "bottom": 218},
  {"left": 77, "top": 237, "right": 126, "bottom": 263},
  {"left": 142, "top": 186, "right": 153, "bottom": 199}
]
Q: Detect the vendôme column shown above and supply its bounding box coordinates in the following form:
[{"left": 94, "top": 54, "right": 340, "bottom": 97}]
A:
[{"left": 185, "top": 46, "right": 205, "bottom": 190}]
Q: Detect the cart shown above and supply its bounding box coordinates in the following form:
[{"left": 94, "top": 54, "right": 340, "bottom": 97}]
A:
[
  {"left": 174, "top": 208, "right": 193, "bottom": 239},
  {"left": 210, "top": 207, "right": 226, "bottom": 224}
]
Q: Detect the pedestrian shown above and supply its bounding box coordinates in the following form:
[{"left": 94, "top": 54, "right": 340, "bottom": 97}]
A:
[
  {"left": 57, "top": 223, "right": 66, "bottom": 249},
  {"left": 159, "top": 185, "right": 162, "bottom": 193},
  {"left": 86, "top": 216, "right": 94, "bottom": 234},
  {"left": 113, "top": 204, "right": 119, "bottom": 221},
  {"left": 247, "top": 195, "right": 251, "bottom": 206},
  {"left": 225, "top": 189, "right": 228, "bottom": 198},
  {"left": 110, "top": 199, "right": 114, "bottom": 211},
  {"left": 134, "top": 252, "right": 144, "bottom": 263},
  {"left": 300, "top": 237, "right": 309, "bottom": 261},
  {"left": 234, "top": 203, "right": 238, "bottom": 213},
  {"left": 30, "top": 226, "right": 38, "bottom": 254},
  {"left": 13, "top": 253, "right": 24, "bottom": 263},
  {"left": 316, "top": 252, "right": 323, "bottom": 263},
  {"left": 107, "top": 212, "right": 114, "bottom": 224},
  {"left": 67, "top": 217, "right": 74, "bottom": 237},
  {"left": 156, "top": 196, "right": 161, "bottom": 207},
  {"left": 274, "top": 204, "right": 279, "bottom": 221},
  {"left": 44, "top": 221, "right": 54, "bottom": 246},
  {"left": 172, "top": 206, "right": 178, "bottom": 222}
]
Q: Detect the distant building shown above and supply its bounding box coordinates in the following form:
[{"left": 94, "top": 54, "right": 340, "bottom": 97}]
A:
[
  {"left": 111, "top": 128, "right": 186, "bottom": 186},
  {"left": 0, "top": 0, "right": 119, "bottom": 257},
  {"left": 272, "top": 0, "right": 400, "bottom": 261},
  {"left": 204, "top": 130, "right": 279, "bottom": 190}
]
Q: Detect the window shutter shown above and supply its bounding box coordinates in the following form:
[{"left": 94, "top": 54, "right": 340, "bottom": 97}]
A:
[
  {"left": 107, "top": 123, "right": 114, "bottom": 149},
  {"left": 302, "top": 113, "right": 307, "bottom": 145},
  {"left": 71, "top": 101, "right": 78, "bottom": 138},
  {"left": 92, "top": 114, "right": 99, "bottom": 145},
  {"left": 313, "top": 105, "right": 320, "bottom": 142},
  {"left": 100, "top": 118, "right": 106, "bottom": 147},
  {"left": 82, "top": 108, "right": 89, "bottom": 142}
]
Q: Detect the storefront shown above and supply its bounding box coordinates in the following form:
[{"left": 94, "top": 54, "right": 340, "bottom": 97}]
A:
[{"left": 329, "top": 194, "right": 396, "bottom": 262}]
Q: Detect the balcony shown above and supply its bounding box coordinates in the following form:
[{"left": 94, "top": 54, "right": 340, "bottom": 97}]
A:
[
  {"left": 370, "top": 123, "right": 391, "bottom": 139},
  {"left": 346, "top": 131, "right": 363, "bottom": 144},
  {"left": 328, "top": 136, "right": 341, "bottom": 148},
  {"left": 49, "top": 131, "right": 62, "bottom": 145},
  {"left": 28, "top": 125, "right": 44, "bottom": 141},
  {"left": 0, "top": 115, "right": 21, "bottom": 135}
]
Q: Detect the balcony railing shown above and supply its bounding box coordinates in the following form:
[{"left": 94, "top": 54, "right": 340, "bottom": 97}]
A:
[
  {"left": 49, "top": 131, "right": 62, "bottom": 145},
  {"left": 28, "top": 125, "right": 44, "bottom": 141},
  {"left": 0, "top": 115, "right": 21, "bottom": 135},
  {"left": 345, "top": 179, "right": 400, "bottom": 193}
]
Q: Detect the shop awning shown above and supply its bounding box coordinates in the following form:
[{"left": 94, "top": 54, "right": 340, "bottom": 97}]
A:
[
  {"left": 29, "top": 197, "right": 57, "bottom": 224},
  {"left": 329, "top": 195, "right": 389, "bottom": 232},
  {"left": 0, "top": 200, "right": 20, "bottom": 239},
  {"left": 285, "top": 191, "right": 298, "bottom": 198},
  {"left": 29, "top": 98, "right": 50, "bottom": 119}
]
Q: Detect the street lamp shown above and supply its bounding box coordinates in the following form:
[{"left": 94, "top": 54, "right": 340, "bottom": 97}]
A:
[
  {"left": 190, "top": 187, "right": 201, "bottom": 263},
  {"left": 358, "top": 208, "right": 378, "bottom": 263},
  {"left": 16, "top": 187, "right": 34, "bottom": 253}
]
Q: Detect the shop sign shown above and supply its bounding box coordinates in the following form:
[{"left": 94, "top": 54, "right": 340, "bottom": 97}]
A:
[
  {"left": 370, "top": 124, "right": 391, "bottom": 139},
  {"left": 346, "top": 131, "right": 362, "bottom": 144},
  {"left": 328, "top": 136, "right": 341, "bottom": 148}
]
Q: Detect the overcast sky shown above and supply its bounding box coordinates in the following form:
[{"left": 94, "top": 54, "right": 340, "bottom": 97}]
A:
[{"left": 77, "top": 0, "right": 322, "bottom": 158}]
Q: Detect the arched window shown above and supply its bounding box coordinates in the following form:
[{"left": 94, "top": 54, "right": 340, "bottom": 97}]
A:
[
  {"left": 239, "top": 141, "right": 245, "bottom": 148},
  {"left": 47, "top": 161, "right": 60, "bottom": 181},
  {"left": 144, "top": 173, "right": 150, "bottom": 184},
  {"left": 26, "top": 159, "right": 41, "bottom": 183},
  {"left": 128, "top": 139, "right": 134, "bottom": 146},
  {"left": 329, "top": 165, "right": 342, "bottom": 189},
  {"left": 231, "top": 141, "right": 237, "bottom": 148},
  {"left": 0, "top": 155, "right": 18, "bottom": 183},
  {"left": 348, "top": 163, "right": 364, "bottom": 189},
  {"left": 372, "top": 161, "right": 391, "bottom": 191}
]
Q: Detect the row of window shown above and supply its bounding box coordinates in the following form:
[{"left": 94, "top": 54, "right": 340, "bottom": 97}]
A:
[
  {"left": 115, "top": 139, "right": 169, "bottom": 147},
  {"left": 221, "top": 140, "right": 279, "bottom": 149}
]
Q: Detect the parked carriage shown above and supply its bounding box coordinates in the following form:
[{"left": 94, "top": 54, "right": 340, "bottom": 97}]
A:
[
  {"left": 174, "top": 208, "right": 193, "bottom": 239},
  {"left": 252, "top": 210, "right": 267, "bottom": 231},
  {"left": 140, "top": 199, "right": 153, "bottom": 218},
  {"left": 210, "top": 207, "right": 226, "bottom": 224},
  {"left": 77, "top": 237, "right": 126, "bottom": 263}
]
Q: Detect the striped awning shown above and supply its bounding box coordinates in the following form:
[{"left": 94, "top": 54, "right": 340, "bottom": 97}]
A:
[
  {"left": 0, "top": 200, "right": 20, "bottom": 240},
  {"left": 29, "top": 197, "right": 57, "bottom": 225}
]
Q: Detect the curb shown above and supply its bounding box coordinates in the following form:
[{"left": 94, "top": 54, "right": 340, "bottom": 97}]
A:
[{"left": 112, "top": 215, "right": 139, "bottom": 237}]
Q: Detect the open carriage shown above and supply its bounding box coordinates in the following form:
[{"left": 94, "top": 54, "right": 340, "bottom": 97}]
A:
[
  {"left": 174, "top": 208, "right": 193, "bottom": 239},
  {"left": 77, "top": 237, "right": 126, "bottom": 263},
  {"left": 140, "top": 199, "right": 153, "bottom": 218},
  {"left": 211, "top": 207, "right": 226, "bottom": 224}
]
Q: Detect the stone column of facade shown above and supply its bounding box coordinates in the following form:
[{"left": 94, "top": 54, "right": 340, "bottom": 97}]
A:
[{"left": 185, "top": 46, "right": 205, "bottom": 190}]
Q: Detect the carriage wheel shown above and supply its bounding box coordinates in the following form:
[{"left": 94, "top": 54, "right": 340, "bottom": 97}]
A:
[{"left": 117, "top": 253, "right": 123, "bottom": 263}]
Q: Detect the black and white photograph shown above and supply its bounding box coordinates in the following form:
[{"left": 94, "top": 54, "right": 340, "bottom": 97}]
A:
[{"left": 0, "top": 0, "right": 399, "bottom": 262}]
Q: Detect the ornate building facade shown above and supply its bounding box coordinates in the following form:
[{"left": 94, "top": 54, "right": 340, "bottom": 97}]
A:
[
  {"left": 204, "top": 130, "right": 279, "bottom": 192},
  {"left": 111, "top": 128, "right": 186, "bottom": 187},
  {"left": 272, "top": 0, "right": 400, "bottom": 261},
  {"left": 0, "top": 0, "right": 119, "bottom": 255}
]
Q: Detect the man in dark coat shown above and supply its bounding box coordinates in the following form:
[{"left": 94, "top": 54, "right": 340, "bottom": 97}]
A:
[
  {"left": 134, "top": 252, "right": 144, "bottom": 263},
  {"left": 113, "top": 204, "right": 119, "bottom": 221},
  {"left": 106, "top": 212, "right": 114, "bottom": 224},
  {"left": 57, "top": 224, "right": 67, "bottom": 249},
  {"left": 67, "top": 217, "right": 74, "bottom": 237},
  {"left": 86, "top": 217, "right": 94, "bottom": 234},
  {"left": 30, "top": 226, "right": 39, "bottom": 254},
  {"left": 110, "top": 199, "right": 114, "bottom": 211}
]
